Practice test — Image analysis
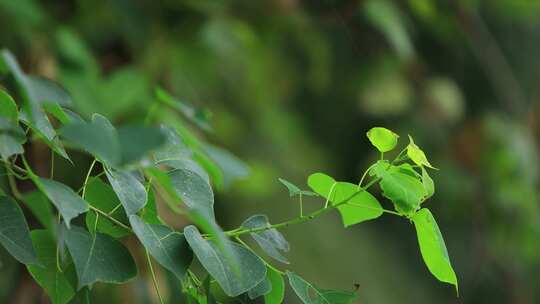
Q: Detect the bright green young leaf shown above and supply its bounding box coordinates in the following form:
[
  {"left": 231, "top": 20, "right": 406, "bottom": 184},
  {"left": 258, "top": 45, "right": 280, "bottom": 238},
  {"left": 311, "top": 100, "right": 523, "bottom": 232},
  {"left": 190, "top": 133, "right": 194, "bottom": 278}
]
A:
[
  {"left": 22, "top": 190, "right": 54, "bottom": 230},
  {"left": 0, "top": 90, "right": 18, "bottom": 122},
  {"left": 129, "top": 215, "right": 192, "bottom": 280},
  {"left": 105, "top": 167, "right": 147, "bottom": 215},
  {"left": 366, "top": 127, "right": 399, "bottom": 153},
  {"left": 407, "top": 135, "right": 435, "bottom": 169},
  {"left": 308, "top": 173, "right": 383, "bottom": 226},
  {"left": 248, "top": 276, "right": 271, "bottom": 299},
  {"left": 169, "top": 168, "right": 215, "bottom": 221},
  {"left": 27, "top": 230, "right": 75, "bottom": 304},
  {"left": 412, "top": 208, "right": 458, "bottom": 292},
  {"left": 265, "top": 267, "right": 285, "bottom": 304},
  {"left": 370, "top": 161, "right": 425, "bottom": 215},
  {"left": 84, "top": 178, "right": 130, "bottom": 238},
  {"left": 242, "top": 214, "right": 290, "bottom": 264},
  {"left": 278, "top": 178, "right": 317, "bottom": 197},
  {"left": 0, "top": 196, "right": 38, "bottom": 264},
  {"left": 33, "top": 178, "right": 89, "bottom": 228},
  {"left": 63, "top": 225, "right": 137, "bottom": 288},
  {"left": 184, "top": 225, "right": 266, "bottom": 297},
  {"left": 60, "top": 114, "right": 121, "bottom": 165},
  {"left": 287, "top": 271, "right": 356, "bottom": 304},
  {"left": 421, "top": 167, "right": 435, "bottom": 200}
]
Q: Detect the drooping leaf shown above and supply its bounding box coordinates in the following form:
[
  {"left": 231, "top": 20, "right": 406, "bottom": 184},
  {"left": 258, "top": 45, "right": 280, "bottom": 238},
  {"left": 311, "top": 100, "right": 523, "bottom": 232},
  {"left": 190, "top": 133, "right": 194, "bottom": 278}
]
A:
[
  {"left": 308, "top": 173, "right": 383, "bottom": 226},
  {"left": 60, "top": 114, "right": 120, "bottom": 166},
  {"left": 63, "top": 225, "right": 137, "bottom": 288},
  {"left": 412, "top": 208, "right": 458, "bottom": 292},
  {"left": 139, "top": 187, "right": 162, "bottom": 225},
  {"left": 264, "top": 267, "right": 285, "bottom": 304},
  {"left": 105, "top": 167, "right": 147, "bottom": 215},
  {"left": 278, "top": 178, "right": 317, "bottom": 197},
  {"left": 287, "top": 271, "right": 356, "bottom": 304},
  {"left": 156, "top": 88, "right": 213, "bottom": 131},
  {"left": 0, "top": 128, "right": 25, "bottom": 159},
  {"left": 27, "top": 230, "right": 75, "bottom": 304},
  {"left": 407, "top": 135, "right": 435, "bottom": 169},
  {"left": 22, "top": 190, "right": 54, "bottom": 230},
  {"left": 0, "top": 195, "right": 38, "bottom": 264},
  {"left": 129, "top": 215, "right": 192, "bottom": 280},
  {"left": 43, "top": 103, "right": 71, "bottom": 124},
  {"left": 241, "top": 214, "right": 290, "bottom": 264},
  {"left": 169, "top": 168, "right": 214, "bottom": 221},
  {"left": 184, "top": 225, "right": 266, "bottom": 297},
  {"left": 0, "top": 95, "right": 25, "bottom": 159},
  {"left": 421, "top": 167, "right": 435, "bottom": 200},
  {"left": 33, "top": 178, "right": 89, "bottom": 228},
  {"left": 84, "top": 178, "right": 130, "bottom": 238},
  {"left": 370, "top": 161, "right": 425, "bottom": 215},
  {"left": 248, "top": 276, "right": 271, "bottom": 299},
  {"left": 25, "top": 76, "right": 72, "bottom": 106},
  {"left": 202, "top": 144, "right": 249, "bottom": 188},
  {"left": 117, "top": 125, "right": 166, "bottom": 165},
  {"left": 366, "top": 127, "right": 399, "bottom": 153}
]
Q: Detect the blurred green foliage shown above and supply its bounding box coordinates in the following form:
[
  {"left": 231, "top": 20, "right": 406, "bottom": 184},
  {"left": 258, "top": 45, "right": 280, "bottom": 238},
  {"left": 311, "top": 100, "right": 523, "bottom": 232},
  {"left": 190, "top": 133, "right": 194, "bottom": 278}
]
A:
[{"left": 1, "top": 0, "right": 540, "bottom": 303}]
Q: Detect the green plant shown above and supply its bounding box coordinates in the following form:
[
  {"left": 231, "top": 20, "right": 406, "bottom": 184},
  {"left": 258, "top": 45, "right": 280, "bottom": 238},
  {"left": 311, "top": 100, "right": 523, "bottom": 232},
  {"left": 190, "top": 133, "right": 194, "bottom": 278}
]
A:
[{"left": 0, "top": 49, "right": 457, "bottom": 304}]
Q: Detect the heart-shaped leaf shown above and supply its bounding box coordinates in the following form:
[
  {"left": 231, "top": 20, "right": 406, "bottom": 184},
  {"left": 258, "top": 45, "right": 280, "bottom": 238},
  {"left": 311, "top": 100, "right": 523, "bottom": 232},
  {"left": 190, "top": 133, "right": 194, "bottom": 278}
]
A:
[
  {"left": 367, "top": 127, "right": 399, "bottom": 153},
  {"left": 63, "top": 225, "right": 137, "bottom": 289},
  {"left": 287, "top": 271, "right": 356, "bottom": 304},
  {"left": 105, "top": 167, "right": 147, "bottom": 215},
  {"left": 0, "top": 196, "right": 38, "bottom": 264},
  {"left": 241, "top": 214, "right": 290, "bottom": 264},
  {"left": 265, "top": 267, "right": 285, "bottom": 304}
]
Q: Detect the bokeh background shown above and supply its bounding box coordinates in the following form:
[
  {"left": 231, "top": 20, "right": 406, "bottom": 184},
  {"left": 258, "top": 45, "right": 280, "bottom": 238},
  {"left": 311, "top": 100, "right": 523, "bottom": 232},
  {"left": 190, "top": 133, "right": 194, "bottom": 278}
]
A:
[{"left": 1, "top": 0, "right": 540, "bottom": 303}]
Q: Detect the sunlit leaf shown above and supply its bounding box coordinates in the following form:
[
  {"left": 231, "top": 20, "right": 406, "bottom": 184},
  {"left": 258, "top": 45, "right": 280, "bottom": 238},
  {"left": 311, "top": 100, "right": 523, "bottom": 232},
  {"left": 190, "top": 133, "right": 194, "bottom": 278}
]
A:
[
  {"left": 287, "top": 271, "right": 356, "bottom": 304},
  {"left": 264, "top": 267, "right": 285, "bottom": 304},
  {"left": 184, "top": 225, "right": 266, "bottom": 297},
  {"left": 0, "top": 195, "right": 38, "bottom": 264},
  {"left": 241, "top": 214, "right": 290, "bottom": 264},
  {"left": 278, "top": 178, "right": 317, "bottom": 197},
  {"left": 63, "top": 225, "right": 137, "bottom": 288},
  {"left": 0, "top": 90, "right": 18, "bottom": 122},
  {"left": 407, "top": 135, "right": 435, "bottom": 169},
  {"left": 412, "top": 208, "right": 458, "bottom": 292},
  {"left": 421, "top": 167, "right": 434, "bottom": 200},
  {"left": 130, "top": 215, "right": 192, "bottom": 280},
  {"left": 366, "top": 127, "right": 399, "bottom": 153},
  {"left": 27, "top": 230, "right": 75, "bottom": 304}
]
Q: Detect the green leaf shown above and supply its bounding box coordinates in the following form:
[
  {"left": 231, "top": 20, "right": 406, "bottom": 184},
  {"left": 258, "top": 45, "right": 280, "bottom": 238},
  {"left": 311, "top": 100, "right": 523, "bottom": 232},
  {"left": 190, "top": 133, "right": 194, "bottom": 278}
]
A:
[
  {"left": 248, "top": 276, "right": 271, "bottom": 299},
  {"left": 60, "top": 114, "right": 120, "bottom": 166},
  {"left": 184, "top": 225, "right": 266, "bottom": 297},
  {"left": 33, "top": 178, "right": 89, "bottom": 228},
  {"left": 202, "top": 144, "right": 249, "bottom": 188},
  {"left": 0, "top": 195, "right": 38, "bottom": 264},
  {"left": 366, "top": 127, "right": 399, "bottom": 153},
  {"left": 407, "top": 135, "right": 435, "bottom": 169},
  {"left": 156, "top": 88, "right": 213, "bottom": 131},
  {"left": 117, "top": 125, "right": 166, "bottom": 165},
  {"left": 129, "top": 215, "right": 192, "bottom": 280},
  {"left": 25, "top": 76, "right": 72, "bottom": 106},
  {"left": 169, "top": 168, "right": 214, "bottom": 221},
  {"left": 370, "top": 161, "right": 425, "bottom": 215},
  {"left": 84, "top": 178, "right": 130, "bottom": 238},
  {"left": 139, "top": 187, "right": 162, "bottom": 225},
  {"left": 43, "top": 103, "right": 71, "bottom": 124},
  {"left": 22, "top": 190, "right": 54, "bottom": 230},
  {"left": 0, "top": 129, "right": 25, "bottom": 160},
  {"left": 278, "top": 178, "right": 317, "bottom": 197},
  {"left": 63, "top": 225, "right": 137, "bottom": 288},
  {"left": 264, "top": 267, "right": 285, "bottom": 304},
  {"left": 105, "top": 167, "right": 147, "bottom": 215},
  {"left": 287, "top": 271, "right": 356, "bottom": 304},
  {"left": 27, "top": 230, "right": 76, "bottom": 304},
  {"left": 412, "top": 208, "right": 458, "bottom": 292},
  {"left": 421, "top": 167, "right": 435, "bottom": 200},
  {"left": 308, "top": 173, "right": 383, "bottom": 226},
  {"left": 241, "top": 214, "right": 290, "bottom": 264},
  {"left": 0, "top": 90, "right": 18, "bottom": 122}
]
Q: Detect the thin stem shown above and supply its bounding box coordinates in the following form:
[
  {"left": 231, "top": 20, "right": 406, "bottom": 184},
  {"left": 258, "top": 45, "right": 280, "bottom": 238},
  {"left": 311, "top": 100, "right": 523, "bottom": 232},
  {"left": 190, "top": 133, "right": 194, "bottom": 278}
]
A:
[
  {"left": 50, "top": 150, "right": 55, "bottom": 179},
  {"left": 299, "top": 193, "right": 303, "bottom": 217},
  {"left": 81, "top": 159, "right": 97, "bottom": 200},
  {"left": 235, "top": 236, "right": 286, "bottom": 275},
  {"left": 357, "top": 163, "right": 377, "bottom": 190},
  {"left": 146, "top": 250, "right": 165, "bottom": 304},
  {"left": 76, "top": 172, "right": 105, "bottom": 194},
  {"left": 7, "top": 173, "right": 23, "bottom": 200},
  {"left": 324, "top": 183, "right": 337, "bottom": 208},
  {"left": 87, "top": 205, "right": 132, "bottom": 231},
  {"left": 56, "top": 214, "right": 63, "bottom": 273}
]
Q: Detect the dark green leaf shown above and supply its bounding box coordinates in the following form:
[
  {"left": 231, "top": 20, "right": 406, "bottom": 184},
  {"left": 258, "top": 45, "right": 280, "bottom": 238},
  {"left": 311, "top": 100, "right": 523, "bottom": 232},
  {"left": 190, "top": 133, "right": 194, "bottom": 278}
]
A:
[
  {"left": 202, "top": 144, "right": 249, "bottom": 188},
  {"left": 105, "top": 167, "right": 147, "bottom": 215},
  {"left": 184, "top": 225, "right": 266, "bottom": 297},
  {"left": 248, "top": 276, "right": 271, "bottom": 299},
  {"left": 241, "top": 214, "right": 290, "bottom": 264},
  {"left": 412, "top": 208, "right": 458, "bottom": 291},
  {"left": 27, "top": 230, "right": 75, "bottom": 304},
  {"left": 0, "top": 90, "right": 18, "bottom": 122},
  {"left": 22, "top": 190, "right": 54, "bottom": 230},
  {"left": 63, "top": 225, "right": 137, "bottom": 288},
  {"left": 0, "top": 195, "right": 38, "bottom": 264},
  {"left": 117, "top": 125, "right": 166, "bottom": 165},
  {"left": 287, "top": 271, "right": 356, "bottom": 304},
  {"left": 169, "top": 168, "right": 214, "bottom": 221}
]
